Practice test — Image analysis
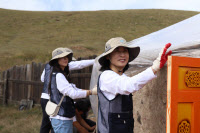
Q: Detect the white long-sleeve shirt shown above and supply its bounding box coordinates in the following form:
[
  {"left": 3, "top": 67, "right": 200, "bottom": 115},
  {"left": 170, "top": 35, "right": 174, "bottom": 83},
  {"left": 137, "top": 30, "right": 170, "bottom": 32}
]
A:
[
  {"left": 41, "top": 59, "right": 94, "bottom": 121},
  {"left": 55, "top": 73, "right": 87, "bottom": 99},
  {"left": 40, "top": 59, "right": 94, "bottom": 99},
  {"left": 50, "top": 73, "right": 87, "bottom": 121},
  {"left": 99, "top": 67, "right": 157, "bottom": 100}
]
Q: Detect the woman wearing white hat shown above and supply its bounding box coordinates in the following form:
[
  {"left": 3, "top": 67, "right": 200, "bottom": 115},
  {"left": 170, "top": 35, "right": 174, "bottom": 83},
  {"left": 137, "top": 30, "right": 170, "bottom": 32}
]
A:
[
  {"left": 97, "top": 37, "right": 172, "bottom": 133},
  {"left": 40, "top": 47, "right": 97, "bottom": 133}
]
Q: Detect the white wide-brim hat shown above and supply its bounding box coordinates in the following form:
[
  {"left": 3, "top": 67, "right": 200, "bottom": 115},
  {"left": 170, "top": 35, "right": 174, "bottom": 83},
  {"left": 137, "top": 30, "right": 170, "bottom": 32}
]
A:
[
  {"left": 98, "top": 37, "right": 140, "bottom": 66},
  {"left": 49, "top": 47, "right": 73, "bottom": 66}
]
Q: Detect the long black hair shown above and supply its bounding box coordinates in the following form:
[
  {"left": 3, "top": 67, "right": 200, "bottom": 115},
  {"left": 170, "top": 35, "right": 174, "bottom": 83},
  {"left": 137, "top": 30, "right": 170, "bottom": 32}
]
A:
[
  {"left": 48, "top": 56, "right": 71, "bottom": 93},
  {"left": 48, "top": 59, "right": 70, "bottom": 93},
  {"left": 50, "top": 59, "right": 70, "bottom": 80}
]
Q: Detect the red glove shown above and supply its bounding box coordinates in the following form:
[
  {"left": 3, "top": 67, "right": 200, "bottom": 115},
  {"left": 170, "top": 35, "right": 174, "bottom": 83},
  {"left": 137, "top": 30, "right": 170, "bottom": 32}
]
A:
[{"left": 152, "top": 43, "right": 172, "bottom": 72}]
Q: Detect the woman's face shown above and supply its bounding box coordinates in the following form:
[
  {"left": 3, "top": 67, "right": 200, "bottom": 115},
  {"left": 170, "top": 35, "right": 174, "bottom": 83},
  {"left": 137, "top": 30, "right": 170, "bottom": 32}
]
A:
[
  {"left": 108, "top": 46, "right": 129, "bottom": 70},
  {"left": 58, "top": 56, "right": 69, "bottom": 70}
]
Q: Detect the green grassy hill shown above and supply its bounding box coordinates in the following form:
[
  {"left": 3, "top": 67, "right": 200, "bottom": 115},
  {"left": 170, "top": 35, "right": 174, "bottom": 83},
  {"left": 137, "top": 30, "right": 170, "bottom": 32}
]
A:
[{"left": 0, "top": 8, "right": 198, "bottom": 71}]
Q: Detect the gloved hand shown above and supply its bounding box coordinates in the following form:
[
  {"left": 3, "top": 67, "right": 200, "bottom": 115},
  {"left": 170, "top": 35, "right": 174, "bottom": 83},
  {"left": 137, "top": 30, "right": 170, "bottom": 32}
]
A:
[
  {"left": 91, "top": 85, "right": 97, "bottom": 95},
  {"left": 152, "top": 43, "right": 172, "bottom": 73}
]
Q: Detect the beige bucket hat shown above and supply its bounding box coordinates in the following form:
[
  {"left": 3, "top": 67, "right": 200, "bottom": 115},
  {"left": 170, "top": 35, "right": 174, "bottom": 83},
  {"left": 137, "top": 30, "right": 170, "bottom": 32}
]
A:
[
  {"left": 98, "top": 37, "right": 140, "bottom": 66},
  {"left": 49, "top": 47, "right": 73, "bottom": 66}
]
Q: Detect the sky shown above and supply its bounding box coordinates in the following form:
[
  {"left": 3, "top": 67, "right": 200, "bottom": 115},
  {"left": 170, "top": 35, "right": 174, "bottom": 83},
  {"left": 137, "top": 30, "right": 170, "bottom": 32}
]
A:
[{"left": 0, "top": 0, "right": 200, "bottom": 12}]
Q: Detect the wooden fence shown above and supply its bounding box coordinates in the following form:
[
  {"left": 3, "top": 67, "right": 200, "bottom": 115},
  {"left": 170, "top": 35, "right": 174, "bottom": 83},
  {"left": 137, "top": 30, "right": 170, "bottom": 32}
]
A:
[{"left": 0, "top": 56, "right": 96, "bottom": 105}]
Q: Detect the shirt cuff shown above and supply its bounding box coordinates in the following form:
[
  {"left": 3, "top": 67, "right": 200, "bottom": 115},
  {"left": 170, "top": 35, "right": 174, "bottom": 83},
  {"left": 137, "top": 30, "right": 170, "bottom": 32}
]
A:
[
  {"left": 147, "top": 67, "right": 157, "bottom": 78},
  {"left": 73, "top": 116, "right": 77, "bottom": 122}
]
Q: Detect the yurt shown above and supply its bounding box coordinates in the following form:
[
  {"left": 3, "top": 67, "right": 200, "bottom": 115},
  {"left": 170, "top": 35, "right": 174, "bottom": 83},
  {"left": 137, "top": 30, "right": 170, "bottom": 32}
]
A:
[{"left": 90, "top": 13, "right": 200, "bottom": 133}]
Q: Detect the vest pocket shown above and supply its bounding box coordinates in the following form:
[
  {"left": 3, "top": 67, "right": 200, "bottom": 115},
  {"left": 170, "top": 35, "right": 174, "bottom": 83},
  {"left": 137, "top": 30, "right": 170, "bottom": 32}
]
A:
[
  {"left": 121, "top": 94, "right": 133, "bottom": 111},
  {"left": 108, "top": 112, "right": 134, "bottom": 133}
]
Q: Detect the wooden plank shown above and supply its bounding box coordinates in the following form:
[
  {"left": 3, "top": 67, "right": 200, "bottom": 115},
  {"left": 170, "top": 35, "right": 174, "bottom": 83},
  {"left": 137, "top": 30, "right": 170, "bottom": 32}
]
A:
[
  {"left": 23, "top": 65, "right": 27, "bottom": 99},
  {"left": 81, "top": 76, "right": 85, "bottom": 89},
  {"left": 36, "top": 63, "right": 42, "bottom": 103},
  {"left": 31, "top": 62, "right": 36, "bottom": 102},
  {"left": 0, "top": 72, "right": 2, "bottom": 101},
  {"left": 24, "top": 65, "right": 27, "bottom": 99},
  {"left": 85, "top": 77, "right": 90, "bottom": 90},
  {"left": 8, "top": 80, "right": 43, "bottom": 85},
  {"left": 70, "top": 76, "right": 79, "bottom": 88},
  {"left": 0, "top": 72, "right": 3, "bottom": 103},
  {"left": 77, "top": 73, "right": 81, "bottom": 88},
  {"left": 3, "top": 71, "right": 8, "bottom": 104},
  {"left": 12, "top": 66, "right": 17, "bottom": 101},
  {"left": 17, "top": 66, "right": 21, "bottom": 101},
  {"left": 37, "top": 63, "right": 42, "bottom": 103},
  {"left": 20, "top": 65, "right": 25, "bottom": 99},
  {"left": 70, "top": 73, "right": 91, "bottom": 78},
  {"left": 32, "top": 62, "right": 41, "bottom": 103},
  {"left": 1, "top": 71, "right": 4, "bottom": 104},
  {"left": 167, "top": 56, "right": 172, "bottom": 133},
  {"left": 38, "top": 63, "right": 42, "bottom": 81},
  {"left": 26, "top": 64, "right": 32, "bottom": 100},
  {"left": 0, "top": 72, "right": 4, "bottom": 103},
  {"left": 6, "top": 68, "right": 11, "bottom": 103},
  {"left": 8, "top": 67, "right": 13, "bottom": 102}
]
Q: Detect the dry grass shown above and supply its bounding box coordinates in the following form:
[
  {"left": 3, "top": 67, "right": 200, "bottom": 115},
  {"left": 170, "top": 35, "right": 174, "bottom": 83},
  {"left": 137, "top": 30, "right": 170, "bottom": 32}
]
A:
[
  {"left": 0, "top": 105, "right": 42, "bottom": 133},
  {"left": 0, "top": 104, "right": 96, "bottom": 133},
  {"left": 0, "top": 8, "right": 198, "bottom": 71}
]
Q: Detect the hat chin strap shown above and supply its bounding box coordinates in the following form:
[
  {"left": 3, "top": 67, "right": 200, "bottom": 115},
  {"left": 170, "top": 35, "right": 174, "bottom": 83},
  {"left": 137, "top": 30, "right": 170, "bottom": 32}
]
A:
[
  {"left": 108, "top": 56, "right": 124, "bottom": 74},
  {"left": 110, "top": 63, "right": 124, "bottom": 74}
]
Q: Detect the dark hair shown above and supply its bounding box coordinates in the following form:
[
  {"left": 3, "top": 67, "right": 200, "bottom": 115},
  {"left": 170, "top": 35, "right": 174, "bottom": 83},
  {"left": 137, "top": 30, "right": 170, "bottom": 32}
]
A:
[
  {"left": 48, "top": 59, "right": 71, "bottom": 93},
  {"left": 99, "top": 56, "right": 129, "bottom": 72},
  {"left": 50, "top": 59, "right": 70, "bottom": 80},
  {"left": 75, "top": 98, "right": 91, "bottom": 113}
]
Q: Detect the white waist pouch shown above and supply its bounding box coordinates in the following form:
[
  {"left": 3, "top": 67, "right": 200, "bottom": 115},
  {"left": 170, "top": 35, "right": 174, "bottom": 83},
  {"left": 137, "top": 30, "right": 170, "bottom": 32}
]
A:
[{"left": 45, "top": 96, "right": 64, "bottom": 117}]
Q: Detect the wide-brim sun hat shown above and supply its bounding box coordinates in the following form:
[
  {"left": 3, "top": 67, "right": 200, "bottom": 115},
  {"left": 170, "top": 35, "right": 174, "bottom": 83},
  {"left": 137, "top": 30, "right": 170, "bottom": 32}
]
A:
[
  {"left": 98, "top": 37, "right": 140, "bottom": 66},
  {"left": 49, "top": 47, "right": 73, "bottom": 66}
]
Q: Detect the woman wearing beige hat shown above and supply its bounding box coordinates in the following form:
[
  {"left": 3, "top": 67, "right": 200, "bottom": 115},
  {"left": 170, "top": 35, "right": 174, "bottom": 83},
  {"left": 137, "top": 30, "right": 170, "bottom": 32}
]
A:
[
  {"left": 97, "top": 37, "right": 172, "bottom": 133},
  {"left": 40, "top": 47, "right": 97, "bottom": 133}
]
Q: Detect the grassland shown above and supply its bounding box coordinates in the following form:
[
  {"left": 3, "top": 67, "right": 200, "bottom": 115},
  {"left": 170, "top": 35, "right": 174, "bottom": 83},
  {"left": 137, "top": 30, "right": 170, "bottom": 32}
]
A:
[
  {"left": 0, "top": 9, "right": 199, "bottom": 133},
  {"left": 0, "top": 8, "right": 198, "bottom": 71},
  {"left": 0, "top": 105, "right": 42, "bottom": 133},
  {"left": 0, "top": 104, "right": 95, "bottom": 133}
]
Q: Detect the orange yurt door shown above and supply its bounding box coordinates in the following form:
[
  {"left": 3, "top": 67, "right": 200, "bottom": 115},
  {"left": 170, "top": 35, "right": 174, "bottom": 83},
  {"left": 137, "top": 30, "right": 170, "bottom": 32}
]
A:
[{"left": 167, "top": 56, "right": 200, "bottom": 133}]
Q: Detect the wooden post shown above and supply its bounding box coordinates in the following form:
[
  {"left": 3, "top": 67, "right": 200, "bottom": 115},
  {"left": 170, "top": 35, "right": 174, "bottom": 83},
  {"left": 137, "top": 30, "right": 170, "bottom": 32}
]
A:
[
  {"left": 16, "top": 66, "right": 20, "bottom": 101},
  {"left": 8, "top": 67, "right": 13, "bottom": 103},
  {"left": 26, "top": 64, "right": 32, "bottom": 100},
  {"left": 3, "top": 71, "right": 8, "bottom": 105},
  {"left": 0, "top": 72, "right": 3, "bottom": 103}
]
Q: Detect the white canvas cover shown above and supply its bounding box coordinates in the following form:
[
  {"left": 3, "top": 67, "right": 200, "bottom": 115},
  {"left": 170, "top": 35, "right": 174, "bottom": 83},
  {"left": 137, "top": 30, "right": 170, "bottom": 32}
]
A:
[
  {"left": 89, "top": 13, "right": 200, "bottom": 115},
  {"left": 129, "top": 13, "right": 200, "bottom": 65}
]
